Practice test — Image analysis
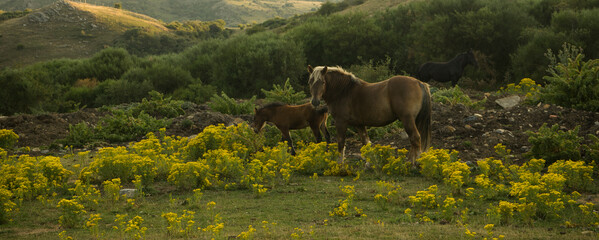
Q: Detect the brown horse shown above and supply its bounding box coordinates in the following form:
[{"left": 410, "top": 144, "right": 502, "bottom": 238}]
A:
[
  {"left": 252, "top": 102, "right": 331, "bottom": 155},
  {"left": 307, "top": 65, "right": 431, "bottom": 163}
]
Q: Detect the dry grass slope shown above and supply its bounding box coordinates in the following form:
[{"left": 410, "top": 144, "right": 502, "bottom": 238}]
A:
[{"left": 0, "top": 0, "right": 170, "bottom": 68}]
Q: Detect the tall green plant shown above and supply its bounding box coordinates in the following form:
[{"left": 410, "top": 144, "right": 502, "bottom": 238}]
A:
[
  {"left": 208, "top": 92, "right": 255, "bottom": 115},
  {"left": 260, "top": 78, "right": 306, "bottom": 104},
  {"left": 525, "top": 123, "right": 582, "bottom": 164},
  {"left": 541, "top": 44, "right": 599, "bottom": 112}
]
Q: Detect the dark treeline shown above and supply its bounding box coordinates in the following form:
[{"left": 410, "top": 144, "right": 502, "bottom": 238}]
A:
[{"left": 1, "top": 0, "right": 598, "bottom": 115}]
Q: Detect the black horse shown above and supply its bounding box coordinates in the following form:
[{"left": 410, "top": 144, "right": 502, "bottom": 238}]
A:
[{"left": 417, "top": 50, "right": 478, "bottom": 86}]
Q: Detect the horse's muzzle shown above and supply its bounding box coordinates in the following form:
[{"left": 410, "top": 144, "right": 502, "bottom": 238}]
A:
[{"left": 311, "top": 98, "right": 320, "bottom": 107}]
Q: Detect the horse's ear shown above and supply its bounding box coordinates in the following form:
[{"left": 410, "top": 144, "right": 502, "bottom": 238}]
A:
[
  {"left": 308, "top": 65, "right": 314, "bottom": 74},
  {"left": 322, "top": 66, "right": 328, "bottom": 75}
]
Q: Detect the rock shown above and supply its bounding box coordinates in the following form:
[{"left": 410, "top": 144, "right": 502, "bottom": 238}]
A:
[
  {"left": 28, "top": 12, "right": 50, "bottom": 23},
  {"left": 119, "top": 189, "right": 137, "bottom": 198},
  {"left": 464, "top": 114, "right": 483, "bottom": 123},
  {"left": 399, "top": 131, "right": 409, "bottom": 140},
  {"left": 495, "top": 95, "right": 521, "bottom": 109},
  {"left": 439, "top": 126, "right": 456, "bottom": 134},
  {"left": 494, "top": 129, "right": 508, "bottom": 134}
]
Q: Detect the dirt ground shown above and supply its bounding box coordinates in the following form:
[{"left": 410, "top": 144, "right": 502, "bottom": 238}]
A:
[{"left": 1, "top": 87, "right": 598, "bottom": 163}]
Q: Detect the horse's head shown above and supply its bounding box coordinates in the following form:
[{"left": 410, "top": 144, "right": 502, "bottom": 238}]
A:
[
  {"left": 308, "top": 65, "right": 327, "bottom": 107},
  {"left": 466, "top": 49, "right": 478, "bottom": 68},
  {"left": 252, "top": 107, "right": 267, "bottom": 133}
]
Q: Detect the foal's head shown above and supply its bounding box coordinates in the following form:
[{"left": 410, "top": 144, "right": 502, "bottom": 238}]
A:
[{"left": 252, "top": 103, "right": 284, "bottom": 133}]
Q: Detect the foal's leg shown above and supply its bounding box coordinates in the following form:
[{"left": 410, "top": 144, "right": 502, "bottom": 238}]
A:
[
  {"left": 280, "top": 128, "right": 296, "bottom": 155},
  {"left": 401, "top": 116, "right": 422, "bottom": 164},
  {"left": 356, "top": 126, "right": 371, "bottom": 145},
  {"left": 320, "top": 121, "right": 331, "bottom": 143},
  {"left": 335, "top": 122, "right": 348, "bottom": 164},
  {"left": 309, "top": 124, "right": 322, "bottom": 142}
]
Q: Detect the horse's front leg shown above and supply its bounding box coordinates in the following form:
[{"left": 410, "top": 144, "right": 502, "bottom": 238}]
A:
[
  {"left": 356, "top": 126, "right": 371, "bottom": 145},
  {"left": 280, "top": 128, "right": 296, "bottom": 155},
  {"left": 335, "top": 123, "right": 348, "bottom": 164}
]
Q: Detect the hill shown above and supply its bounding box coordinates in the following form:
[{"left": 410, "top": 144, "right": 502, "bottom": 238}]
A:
[
  {"left": 0, "top": 0, "right": 170, "bottom": 68},
  {"left": 0, "top": 0, "right": 326, "bottom": 27}
]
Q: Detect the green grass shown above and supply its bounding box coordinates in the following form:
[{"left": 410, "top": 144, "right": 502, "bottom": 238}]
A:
[{"left": 1, "top": 172, "right": 596, "bottom": 239}]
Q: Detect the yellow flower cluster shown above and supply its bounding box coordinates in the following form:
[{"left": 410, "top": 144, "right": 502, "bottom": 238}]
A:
[
  {"left": 497, "top": 78, "right": 542, "bottom": 98},
  {"left": 408, "top": 185, "right": 439, "bottom": 209},
  {"left": 57, "top": 198, "right": 86, "bottom": 228},
  {"left": 361, "top": 144, "right": 409, "bottom": 176},
  {"left": 162, "top": 210, "right": 196, "bottom": 237},
  {"left": 69, "top": 180, "right": 101, "bottom": 208}
]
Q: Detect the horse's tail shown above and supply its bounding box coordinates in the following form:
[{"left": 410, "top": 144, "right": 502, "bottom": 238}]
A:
[{"left": 416, "top": 82, "right": 432, "bottom": 152}]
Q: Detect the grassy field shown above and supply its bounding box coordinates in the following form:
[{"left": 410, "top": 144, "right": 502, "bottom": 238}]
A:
[{"left": 1, "top": 167, "right": 596, "bottom": 239}]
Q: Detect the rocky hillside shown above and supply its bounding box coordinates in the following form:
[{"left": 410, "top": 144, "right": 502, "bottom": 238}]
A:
[
  {"left": 0, "top": 0, "right": 325, "bottom": 27},
  {"left": 0, "top": 0, "right": 169, "bottom": 68}
]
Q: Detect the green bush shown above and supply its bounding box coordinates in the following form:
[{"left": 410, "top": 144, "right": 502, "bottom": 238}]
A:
[
  {"left": 172, "top": 78, "right": 216, "bottom": 104},
  {"left": 432, "top": 86, "right": 485, "bottom": 109},
  {"left": 208, "top": 92, "right": 255, "bottom": 115},
  {"left": 525, "top": 123, "right": 582, "bottom": 164},
  {"left": 348, "top": 57, "right": 394, "bottom": 83},
  {"left": 97, "top": 109, "right": 169, "bottom": 143},
  {"left": 129, "top": 91, "right": 185, "bottom": 118},
  {"left": 510, "top": 29, "right": 567, "bottom": 81},
  {"left": 94, "top": 79, "right": 153, "bottom": 106},
  {"left": 260, "top": 78, "right": 306, "bottom": 105},
  {"left": 87, "top": 48, "right": 135, "bottom": 81},
  {"left": 210, "top": 32, "right": 305, "bottom": 98},
  {"left": 540, "top": 45, "right": 599, "bottom": 112}
]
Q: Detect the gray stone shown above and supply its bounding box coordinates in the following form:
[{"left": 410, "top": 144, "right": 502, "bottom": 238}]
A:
[
  {"left": 495, "top": 95, "right": 521, "bottom": 109},
  {"left": 119, "top": 189, "right": 137, "bottom": 198}
]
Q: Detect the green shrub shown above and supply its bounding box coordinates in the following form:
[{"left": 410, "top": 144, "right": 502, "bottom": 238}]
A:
[
  {"left": 129, "top": 91, "right": 185, "bottom": 118},
  {"left": 432, "top": 86, "right": 485, "bottom": 109},
  {"left": 61, "top": 123, "right": 96, "bottom": 148},
  {"left": 348, "top": 57, "right": 394, "bottom": 83},
  {"left": 525, "top": 124, "right": 582, "bottom": 164},
  {"left": 96, "top": 109, "right": 169, "bottom": 143},
  {"left": 94, "top": 79, "right": 153, "bottom": 106},
  {"left": 87, "top": 48, "right": 134, "bottom": 81},
  {"left": 172, "top": 78, "right": 216, "bottom": 104},
  {"left": 0, "top": 129, "right": 18, "bottom": 149},
  {"left": 541, "top": 45, "right": 599, "bottom": 112},
  {"left": 260, "top": 78, "right": 306, "bottom": 105},
  {"left": 210, "top": 32, "right": 305, "bottom": 98},
  {"left": 208, "top": 92, "right": 255, "bottom": 115}
]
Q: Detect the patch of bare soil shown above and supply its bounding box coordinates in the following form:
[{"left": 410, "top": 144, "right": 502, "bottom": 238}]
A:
[{"left": 1, "top": 89, "right": 598, "bottom": 162}]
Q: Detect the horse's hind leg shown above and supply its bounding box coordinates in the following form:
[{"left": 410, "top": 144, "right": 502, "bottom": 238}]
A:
[{"left": 401, "top": 116, "right": 422, "bottom": 164}]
